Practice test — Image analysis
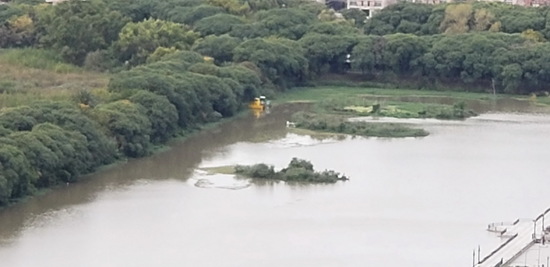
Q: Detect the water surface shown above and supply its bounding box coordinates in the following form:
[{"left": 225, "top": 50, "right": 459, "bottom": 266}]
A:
[{"left": 0, "top": 100, "right": 549, "bottom": 267}]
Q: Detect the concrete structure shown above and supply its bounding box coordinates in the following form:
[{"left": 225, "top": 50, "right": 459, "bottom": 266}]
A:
[
  {"left": 522, "top": 0, "right": 550, "bottom": 6},
  {"left": 45, "top": 0, "right": 67, "bottom": 4},
  {"left": 507, "top": 242, "right": 550, "bottom": 267},
  {"left": 405, "top": 0, "right": 550, "bottom": 6},
  {"left": 475, "top": 208, "right": 550, "bottom": 267},
  {"left": 346, "top": 0, "right": 397, "bottom": 17},
  {"left": 341, "top": 0, "right": 550, "bottom": 14},
  {"left": 404, "top": 0, "right": 448, "bottom": 3}
]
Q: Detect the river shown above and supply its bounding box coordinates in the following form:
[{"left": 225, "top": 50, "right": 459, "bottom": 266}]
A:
[{"left": 0, "top": 100, "right": 549, "bottom": 267}]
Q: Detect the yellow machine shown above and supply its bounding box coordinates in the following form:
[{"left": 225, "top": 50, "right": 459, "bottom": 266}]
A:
[
  {"left": 249, "top": 96, "right": 270, "bottom": 118},
  {"left": 249, "top": 96, "right": 268, "bottom": 110}
]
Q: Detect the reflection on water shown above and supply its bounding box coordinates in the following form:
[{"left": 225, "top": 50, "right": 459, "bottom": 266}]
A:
[{"left": 0, "top": 101, "right": 549, "bottom": 267}]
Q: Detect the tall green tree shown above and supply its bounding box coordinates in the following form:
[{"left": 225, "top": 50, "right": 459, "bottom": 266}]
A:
[
  {"left": 351, "top": 35, "right": 388, "bottom": 74},
  {"left": 193, "top": 13, "right": 245, "bottom": 36},
  {"left": 93, "top": 100, "right": 152, "bottom": 158},
  {"left": 129, "top": 91, "right": 179, "bottom": 143},
  {"left": 166, "top": 4, "right": 225, "bottom": 25},
  {"left": 0, "top": 144, "right": 37, "bottom": 205},
  {"left": 299, "top": 33, "right": 358, "bottom": 74},
  {"left": 114, "top": 18, "right": 199, "bottom": 66},
  {"left": 233, "top": 37, "right": 308, "bottom": 88},
  {"left": 192, "top": 34, "right": 241, "bottom": 64},
  {"left": 253, "top": 8, "right": 316, "bottom": 39},
  {"left": 38, "top": 0, "right": 129, "bottom": 65}
]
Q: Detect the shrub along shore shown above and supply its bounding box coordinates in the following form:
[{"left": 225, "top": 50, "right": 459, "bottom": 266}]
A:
[
  {"left": 2, "top": 0, "right": 550, "bottom": 207},
  {"left": 0, "top": 50, "right": 265, "bottom": 207}
]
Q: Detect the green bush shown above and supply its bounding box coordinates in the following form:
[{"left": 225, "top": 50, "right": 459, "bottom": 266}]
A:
[
  {"left": 92, "top": 100, "right": 152, "bottom": 157},
  {"left": 235, "top": 158, "right": 348, "bottom": 183},
  {"left": 129, "top": 90, "right": 179, "bottom": 143},
  {"left": 235, "top": 163, "right": 275, "bottom": 179}
]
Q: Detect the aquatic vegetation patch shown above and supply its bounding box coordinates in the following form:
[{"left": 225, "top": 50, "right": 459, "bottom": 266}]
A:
[
  {"left": 320, "top": 97, "right": 477, "bottom": 120},
  {"left": 235, "top": 158, "right": 348, "bottom": 183},
  {"left": 291, "top": 112, "right": 428, "bottom": 138}
]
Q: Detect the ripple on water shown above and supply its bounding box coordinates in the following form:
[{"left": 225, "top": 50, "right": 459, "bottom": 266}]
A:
[
  {"left": 189, "top": 171, "right": 250, "bottom": 190},
  {"left": 265, "top": 133, "right": 344, "bottom": 148}
]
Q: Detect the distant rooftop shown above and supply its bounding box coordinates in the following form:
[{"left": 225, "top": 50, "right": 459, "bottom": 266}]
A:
[{"left": 45, "top": 0, "right": 67, "bottom": 4}]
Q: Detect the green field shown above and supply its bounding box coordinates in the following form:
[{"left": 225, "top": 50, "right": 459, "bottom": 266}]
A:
[{"left": 0, "top": 49, "right": 109, "bottom": 109}]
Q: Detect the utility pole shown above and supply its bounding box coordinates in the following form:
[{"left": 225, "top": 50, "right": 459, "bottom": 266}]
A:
[
  {"left": 538, "top": 244, "right": 541, "bottom": 267},
  {"left": 478, "top": 245, "right": 481, "bottom": 263},
  {"left": 543, "top": 215, "right": 545, "bottom": 236},
  {"left": 535, "top": 220, "right": 538, "bottom": 240}
]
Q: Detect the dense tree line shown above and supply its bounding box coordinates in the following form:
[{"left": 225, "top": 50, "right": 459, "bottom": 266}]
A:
[
  {"left": 0, "top": 49, "right": 266, "bottom": 205},
  {"left": 2, "top": 0, "right": 550, "bottom": 205},
  {"left": 363, "top": 2, "right": 550, "bottom": 36},
  {"left": 3, "top": 0, "right": 549, "bottom": 93}
]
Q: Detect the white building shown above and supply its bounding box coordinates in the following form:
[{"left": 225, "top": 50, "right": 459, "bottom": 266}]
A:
[
  {"left": 403, "top": 0, "right": 449, "bottom": 3},
  {"left": 45, "top": 0, "right": 67, "bottom": 4},
  {"left": 346, "top": 0, "right": 397, "bottom": 17}
]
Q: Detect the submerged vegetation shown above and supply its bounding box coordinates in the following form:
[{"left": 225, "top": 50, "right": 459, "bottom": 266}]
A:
[
  {"left": 319, "top": 97, "right": 477, "bottom": 120},
  {"left": 291, "top": 112, "right": 429, "bottom": 138},
  {"left": 282, "top": 87, "right": 476, "bottom": 138},
  {"left": 235, "top": 158, "right": 348, "bottom": 183}
]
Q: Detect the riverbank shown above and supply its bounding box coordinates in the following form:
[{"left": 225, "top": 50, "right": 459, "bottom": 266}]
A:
[
  {"left": 1, "top": 80, "right": 548, "bottom": 208},
  {"left": 0, "top": 48, "right": 269, "bottom": 207}
]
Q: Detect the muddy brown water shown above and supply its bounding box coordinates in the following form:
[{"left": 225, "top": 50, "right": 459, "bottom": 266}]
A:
[{"left": 0, "top": 99, "right": 549, "bottom": 267}]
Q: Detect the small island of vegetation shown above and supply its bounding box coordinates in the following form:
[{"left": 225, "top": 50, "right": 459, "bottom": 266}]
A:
[
  {"left": 235, "top": 158, "right": 348, "bottom": 183},
  {"left": 291, "top": 111, "right": 429, "bottom": 138},
  {"left": 282, "top": 91, "right": 477, "bottom": 138}
]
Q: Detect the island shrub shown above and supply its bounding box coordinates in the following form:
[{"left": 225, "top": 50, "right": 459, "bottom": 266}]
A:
[
  {"left": 235, "top": 158, "right": 348, "bottom": 183},
  {"left": 234, "top": 163, "right": 275, "bottom": 179}
]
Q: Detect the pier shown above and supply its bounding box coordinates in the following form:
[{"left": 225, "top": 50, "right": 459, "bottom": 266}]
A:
[{"left": 475, "top": 208, "right": 550, "bottom": 267}]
